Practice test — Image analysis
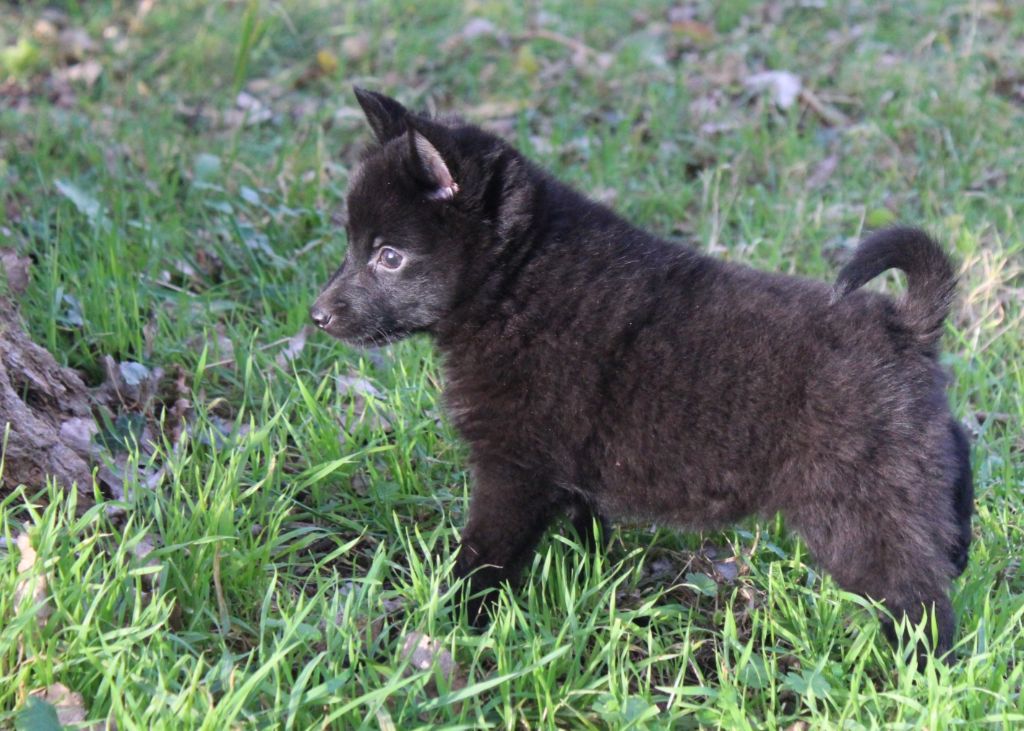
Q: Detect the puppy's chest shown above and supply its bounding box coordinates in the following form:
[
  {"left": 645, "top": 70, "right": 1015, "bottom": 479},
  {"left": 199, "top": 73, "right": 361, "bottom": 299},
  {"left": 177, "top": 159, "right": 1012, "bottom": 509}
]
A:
[
  {"left": 441, "top": 355, "right": 595, "bottom": 451},
  {"left": 441, "top": 376, "right": 557, "bottom": 446}
]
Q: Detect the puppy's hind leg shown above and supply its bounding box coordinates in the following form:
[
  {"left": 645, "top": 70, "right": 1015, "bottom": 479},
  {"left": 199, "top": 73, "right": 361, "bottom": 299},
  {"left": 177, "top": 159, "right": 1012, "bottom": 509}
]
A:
[
  {"left": 877, "top": 589, "right": 956, "bottom": 668},
  {"left": 790, "top": 493, "right": 959, "bottom": 664}
]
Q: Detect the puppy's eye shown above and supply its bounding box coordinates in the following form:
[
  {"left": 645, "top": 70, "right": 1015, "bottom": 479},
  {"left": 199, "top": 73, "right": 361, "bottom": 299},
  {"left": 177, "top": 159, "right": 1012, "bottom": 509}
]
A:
[{"left": 377, "top": 247, "right": 404, "bottom": 270}]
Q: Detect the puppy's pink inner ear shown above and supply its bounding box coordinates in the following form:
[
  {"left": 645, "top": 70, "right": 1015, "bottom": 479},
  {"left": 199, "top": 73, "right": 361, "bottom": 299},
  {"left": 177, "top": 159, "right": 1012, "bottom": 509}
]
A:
[{"left": 413, "top": 132, "right": 459, "bottom": 201}]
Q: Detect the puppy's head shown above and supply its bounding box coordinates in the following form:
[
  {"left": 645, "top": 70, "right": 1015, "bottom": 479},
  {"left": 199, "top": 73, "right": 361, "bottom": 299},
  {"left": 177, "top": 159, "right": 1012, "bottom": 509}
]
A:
[{"left": 311, "top": 89, "right": 513, "bottom": 346}]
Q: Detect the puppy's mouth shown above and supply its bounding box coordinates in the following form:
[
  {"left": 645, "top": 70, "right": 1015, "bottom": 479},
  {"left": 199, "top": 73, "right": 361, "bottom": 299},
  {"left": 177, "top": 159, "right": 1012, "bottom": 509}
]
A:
[
  {"left": 344, "top": 330, "right": 408, "bottom": 347},
  {"left": 314, "top": 319, "right": 408, "bottom": 347}
]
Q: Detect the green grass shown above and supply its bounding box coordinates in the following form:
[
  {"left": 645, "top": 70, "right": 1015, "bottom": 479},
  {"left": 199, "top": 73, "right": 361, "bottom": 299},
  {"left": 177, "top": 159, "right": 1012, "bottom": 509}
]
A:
[{"left": 1, "top": 0, "right": 1023, "bottom": 728}]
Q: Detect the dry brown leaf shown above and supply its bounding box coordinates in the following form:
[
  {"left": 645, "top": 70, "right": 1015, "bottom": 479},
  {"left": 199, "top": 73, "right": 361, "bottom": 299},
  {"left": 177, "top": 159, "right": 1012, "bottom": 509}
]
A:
[
  {"left": 466, "top": 98, "right": 527, "bottom": 120},
  {"left": 591, "top": 187, "right": 618, "bottom": 206},
  {"left": 342, "top": 33, "right": 371, "bottom": 62},
  {"left": 177, "top": 94, "right": 274, "bottom": 130},
  {"left": 400, "top": 631, "right": 465, "bottom": 695},
  {"left": 58, "top": 416, "right": 100, "bottom": 455},
  {"left": 39, "top": 8, "right": 70, "bottom": 28},
  {"left": 807, "top": 154, "right": 840, "bottom": 190},
  {"left": 57, "top": 27, "right": 97, "bottom": 62},
  {"left": 14, "top": 532, "right": 52, "bottom": 628},
  {"left": 133, "top": 534, "right": 158, "bottom": 562},
  {"left": 169, "top": 366, "right": 192, "bottom": 446},
  {"left": 275, "top": 326, "right": 309, "bottom": 367},
  {"left": 350, "top": 472, "right": 370, "bottom": 497},
  {"left": 376, "top": 708, "right": 398, "bottom": 731},
  {"left": 337, "top": 373, "right": 391, "bottom": 435},
  {"left": 131, "top": 0, "right": 156, "bottom": 32},
  {"left": 745, "top": 70, "right": 802, "bottom": 109},
  {"left": 336, "top": 373, "right": 382, "bottom": 400},
  {"left": 97, "top": 355, "right": 163, "bottom": 410},
  {"left": 799, "top": 88, "right": 850, "bottom": 127},
  {"left": 441, "top": 18, "right": 505, "bottom": 52},
  {"left": 713, "top": 559, "right": 740, "bottom": 582},
  {"left": 519, "top": 29, "right": 613, "bottom": 72},
  {"left": 191, "top": 325, "right": 235, "bottom": 369},
  {"left": 28, "top": 682, "right": 110, "bottom": 729},
  {"left": 33, "top": 18, "right": 60, "bottom": 44},
  {"left": 234, "top": 91, "right": 273, "bottom": 126},
  {"left": 54, "top": 59, "right": 103, "bottom": 87},
  {"left": 461, "top": 18, "right": 499, "bottom": 41}
]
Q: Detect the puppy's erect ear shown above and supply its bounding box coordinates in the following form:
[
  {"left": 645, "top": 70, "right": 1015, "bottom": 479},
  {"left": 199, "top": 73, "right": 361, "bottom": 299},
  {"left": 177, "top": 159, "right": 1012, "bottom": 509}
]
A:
[
  {"left": 407, "top": 118, "right": 459, "bottom": 202},
  {"left": 353, "top": 87, "right": 408, "bottom": 144}
]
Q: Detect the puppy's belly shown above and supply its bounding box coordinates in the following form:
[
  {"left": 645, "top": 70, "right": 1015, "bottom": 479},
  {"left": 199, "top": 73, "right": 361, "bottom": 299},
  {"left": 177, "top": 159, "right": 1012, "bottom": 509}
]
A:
[{"left": 581, "top": 468, "right": 766, "bottom": 529}]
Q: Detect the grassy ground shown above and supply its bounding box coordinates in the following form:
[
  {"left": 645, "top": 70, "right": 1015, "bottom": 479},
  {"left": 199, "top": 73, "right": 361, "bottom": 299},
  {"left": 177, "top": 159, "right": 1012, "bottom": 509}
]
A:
[{"left": 1, "top": 0, "right": 1022, "bottom": 728}]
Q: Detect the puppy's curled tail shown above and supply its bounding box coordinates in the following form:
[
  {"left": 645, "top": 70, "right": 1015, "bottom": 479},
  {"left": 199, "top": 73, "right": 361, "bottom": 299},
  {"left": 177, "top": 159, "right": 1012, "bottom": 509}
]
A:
[{"left": 832, "top": 227, "right": 956, "bottom": 347}]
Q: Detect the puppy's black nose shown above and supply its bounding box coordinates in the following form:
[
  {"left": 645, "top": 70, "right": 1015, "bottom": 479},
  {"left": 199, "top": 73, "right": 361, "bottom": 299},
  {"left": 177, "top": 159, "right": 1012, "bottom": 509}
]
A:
[{"left": 310, "top": 306, "right": 333, "bottom": 329}]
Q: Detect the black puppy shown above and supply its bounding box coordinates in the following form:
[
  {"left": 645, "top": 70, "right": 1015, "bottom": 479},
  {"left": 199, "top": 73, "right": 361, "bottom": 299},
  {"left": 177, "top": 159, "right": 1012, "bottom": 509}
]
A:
[{"left": 311, "top": 89, "right": 973, "bottom": 659}]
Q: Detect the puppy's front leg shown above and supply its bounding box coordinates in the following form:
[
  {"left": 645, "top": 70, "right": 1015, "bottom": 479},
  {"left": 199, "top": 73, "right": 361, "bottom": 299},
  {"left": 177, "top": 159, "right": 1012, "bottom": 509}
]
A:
[{"left": 454, "top": 462, "right": 557, "bottom": 624}]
